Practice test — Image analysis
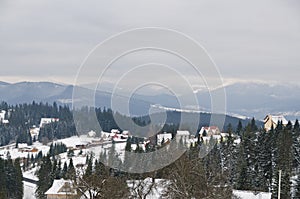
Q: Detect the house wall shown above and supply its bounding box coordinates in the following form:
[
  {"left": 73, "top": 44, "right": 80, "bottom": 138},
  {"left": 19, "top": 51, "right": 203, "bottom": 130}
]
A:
[
  {"left": 0, "top": 111, "right": 5, "bottom": 120},
  {"left": 264, "top": 115, "right": 273, "bottom": 131}
]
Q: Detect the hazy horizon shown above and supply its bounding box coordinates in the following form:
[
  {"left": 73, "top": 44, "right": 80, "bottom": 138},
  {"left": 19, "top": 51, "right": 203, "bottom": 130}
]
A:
[{"left": 1, "top": 0, "right": 300, "bottom": 89}]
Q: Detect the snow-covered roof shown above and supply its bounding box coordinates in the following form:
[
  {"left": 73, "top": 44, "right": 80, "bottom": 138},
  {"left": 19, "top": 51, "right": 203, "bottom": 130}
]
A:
[
  {"left": 18, "top": 143, "right": 29, "bottom": 149},
  {"left": 111, "top": 129, "right": 120, "bottom": 134},
  {"left": 265, "top": 115, "right": 288, "bottom": 125},
  {"left": 45, "top": 179, "right": 76, "bottom": 195},
  {"left": 199, "top": 126, "right": 221, "bottom": 136},
  {"left": 157, "top": 133, "right": 172, "bottom": 140},
  {"left": 88, "top": 130, "right": 96, "bottom": 137},
  {"left": 1, "top": 119, "right": 9, "bottom": 124},
  {"left": 271, "top": 115, "right": 288, "bottom": 125},
  {"left": 0, "top": 110, "right": 8, "bottom": 123},
  {"left": 39, "top": 118, "right": 59, "bottom": 127},
  {"left": 176, "top": 130, "right": 190, "bottom": 136}
]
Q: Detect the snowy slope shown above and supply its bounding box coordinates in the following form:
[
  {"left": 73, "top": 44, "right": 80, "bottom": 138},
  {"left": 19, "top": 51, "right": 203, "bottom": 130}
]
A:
[{"left": 233, "top": 190, "right": 271, "bottom": 199}]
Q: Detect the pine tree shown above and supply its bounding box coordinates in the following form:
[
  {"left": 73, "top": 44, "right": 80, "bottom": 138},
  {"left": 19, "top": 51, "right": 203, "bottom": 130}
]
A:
[
  {"left": 36, "top": 155, "right": 53, "bottom": 199},
  {"left": 14, "top": 158, "right": 23, "bottom": 199},
  {"left": 241, "top": 128, "right": 257, "bottom": 190},
  {"left": 257, "top": 130, "right": 273, "bottom": 191},
  {"left": 107, "top": 142, "right": 119, "bottom": 169},
  {"left": 294, "top": 119, "right": 300, "bottom": 134},
  {"left": 94, "top": 159, "right": 101, "bottom": 176},
  {"left": 250, "top": 118, "right": 258, "bottom": 132},
  {"left": 236, "top": 120, "right": 243, "bottom": 136},
  {"left": 5, "top": 158, "right": 16, "bottom": 198},
  {"left": 236, "top": 159, "right": 248, "bottom": 190},
  {"left": 67, "top": 158, "right": 76, "bottom": 180},
  {"left": 0, "top": 158, "right": 8, "bottom": 198},
  {"left": 62, "top": 162, "right": 68, "bottom": 179},
  {"left": 125, "top": 137, "right": 132, "bottom": 152},
  {"left": 84, "top": 156, "right": 93, "bottom": 179},
  {"left": 272, "top": 126, "right": 293, "bottom": 199},
  {"left": 52, "top": 158, "right": 60, "bottom": 179},
  {"left": 292, "top": 119, "right": 300, "bottom": 169},
  {"left": 85, "top": 154, "right": 89, "bottom": 164},
  {"left": 223, "top": 128, "right": 237, "bottom": 187},
  {"left": 27, "top": 131, "right": 33, "bottom": 146},
  {"left": 59, "top": 160, "right": 63, "bottom": 176}
]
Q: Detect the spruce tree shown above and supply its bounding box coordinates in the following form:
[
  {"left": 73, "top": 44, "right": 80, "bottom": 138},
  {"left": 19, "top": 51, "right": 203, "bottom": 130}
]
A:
[
  {"left": 56, "top": 160, "right": 62, "bottom": 179},
  {"left": 257, "top": 130, "right": 273, "bottom": 191},
  {"left": 67, "top": 158, "right": 76, "bottom": 180},
  {"left": 272, "top": 126, "right": 292, "bottom": 199},
  {"left": 292, "top": 119, "right": 300, "bottom": 169},
  {"left": 241, "top": 128, "right": 257, "bottom": 190},
  {"left": 14, "top": 158, "right": 23, "bottom": 199},
  {"left": 5, "top": 158, "right": 16, "bottom": 198},
  {"left": 36, "top": 155, "right": 53, "bottom": 199},
  {"left": 125, "top": 137, "right": 132, "bottom": 152},
  {"left": 0, "top": 158, "right": 7, "bottom": 198},
  {"left": 84, "top": 156, "right": 93, "bottom": 179},
  {"left": 62, "top": 162, "right": 68, "bottom": 179},
  {"left": 52, "top": 158, "right": 60, "bottom": 180},
  {"left": 236, "top": 120, "right": 243, "bottom": 136}
]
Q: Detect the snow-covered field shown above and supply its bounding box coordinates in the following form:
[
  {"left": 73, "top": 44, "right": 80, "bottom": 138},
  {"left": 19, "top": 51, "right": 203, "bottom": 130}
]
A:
[
  {"left": 0, "top": 142, "right": 50, "bottom": 160},
  {"left": 52, "top": 135, "right": 95, "bottom": 148}
]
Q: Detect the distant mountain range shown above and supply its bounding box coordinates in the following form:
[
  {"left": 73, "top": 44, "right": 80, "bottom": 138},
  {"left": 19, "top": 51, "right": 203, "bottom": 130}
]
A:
[{"left": 0, "top": 81, "right": 299, "bottom": 122}]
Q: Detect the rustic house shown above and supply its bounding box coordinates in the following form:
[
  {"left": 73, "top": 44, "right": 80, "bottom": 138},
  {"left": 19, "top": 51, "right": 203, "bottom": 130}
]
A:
[
  {"left": 264, "top": 114, "right": 288, "bottom": 131},
  {"left": 199, "top": 126, "right": 221, "bottom": 137},
  {"left": 45, "top": 179, "right": 77, "bottom": 199}
]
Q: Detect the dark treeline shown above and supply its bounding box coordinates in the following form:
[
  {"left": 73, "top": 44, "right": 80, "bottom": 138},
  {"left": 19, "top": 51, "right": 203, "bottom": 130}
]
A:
[
  {"left": 0, "top": 101, "right": 136, "bottom": 146},
  {"left": 0, "top": 101, "right": 74, "bottom": 146},
  {"left": 0, "top": 101, "right": 184, "bottom": 146},
  {"left": 0, "top": 157, "right": 23, "bottom": 199}
]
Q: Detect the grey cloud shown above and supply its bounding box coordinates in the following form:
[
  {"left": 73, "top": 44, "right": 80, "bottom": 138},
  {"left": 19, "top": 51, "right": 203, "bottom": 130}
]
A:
[{"left": 0, "top": 0, "right": 299, "bottom": 88}]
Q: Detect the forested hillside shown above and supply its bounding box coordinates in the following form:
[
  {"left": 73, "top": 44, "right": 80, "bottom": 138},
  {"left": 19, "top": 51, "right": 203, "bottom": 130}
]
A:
[{"left": 0, "top": 101, "right": 257, "bottom": 146}]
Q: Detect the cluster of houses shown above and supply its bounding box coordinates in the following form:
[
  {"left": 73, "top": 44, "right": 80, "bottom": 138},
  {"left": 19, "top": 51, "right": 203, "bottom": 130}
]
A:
[
  {"left": 99, "top": 129, "right": 129, "bottom": 143},
  {"left": 42, "top": 114, "right": 292, "bottom": 199},
  {"left": 156, "top": 114, "right": 292, "bottom": 148},
  {"left": 86, "top": 114, "right": 292, "bottom": 152},
  {"left": 157, "top": 127, "right": 227, "bottom": 147},
  {"left": 18, "top": 143, "right": 39, "bottom": 153}
]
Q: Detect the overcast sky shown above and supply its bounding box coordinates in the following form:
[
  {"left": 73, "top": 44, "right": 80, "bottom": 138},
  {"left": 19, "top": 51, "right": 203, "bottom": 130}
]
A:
[{"left": 0, "top": 0, "right": 300, "bottom": 90}]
